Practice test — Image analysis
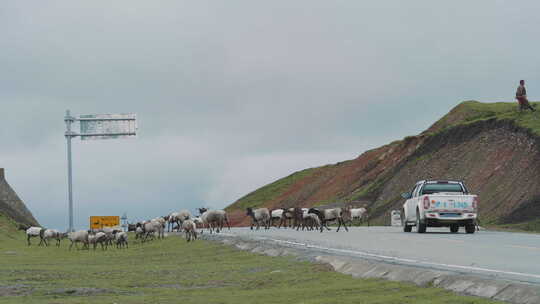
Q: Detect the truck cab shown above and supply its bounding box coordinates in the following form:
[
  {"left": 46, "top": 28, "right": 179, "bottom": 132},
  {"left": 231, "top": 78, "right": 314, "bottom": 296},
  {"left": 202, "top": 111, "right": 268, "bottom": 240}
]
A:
[{"left": 401, "top": 180, "right": 477, "bottom": 234}]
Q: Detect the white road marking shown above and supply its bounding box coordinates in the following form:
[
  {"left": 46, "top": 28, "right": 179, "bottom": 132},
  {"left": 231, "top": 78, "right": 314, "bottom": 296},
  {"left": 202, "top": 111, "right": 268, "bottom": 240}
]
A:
[{"left": 219, "top": 233, "right": 540, "bottom": 281}]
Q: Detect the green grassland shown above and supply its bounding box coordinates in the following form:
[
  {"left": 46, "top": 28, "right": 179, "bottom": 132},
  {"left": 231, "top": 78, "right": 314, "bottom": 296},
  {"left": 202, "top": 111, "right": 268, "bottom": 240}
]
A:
[{"left": 0, "top": 218, "right": 500, "bottom": 303}]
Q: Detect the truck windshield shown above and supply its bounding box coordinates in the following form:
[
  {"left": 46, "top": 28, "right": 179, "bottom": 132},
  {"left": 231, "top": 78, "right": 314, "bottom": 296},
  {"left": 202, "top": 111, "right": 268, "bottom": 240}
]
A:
[{"left": 421, "top": 183, "right": 463, "bottom": 194}]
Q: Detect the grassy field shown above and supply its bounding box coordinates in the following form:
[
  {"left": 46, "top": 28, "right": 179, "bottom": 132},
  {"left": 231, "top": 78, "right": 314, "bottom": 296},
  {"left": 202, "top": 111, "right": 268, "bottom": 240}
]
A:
[{"left": 0, "top": 225, "right": 502, "bottom": 303}]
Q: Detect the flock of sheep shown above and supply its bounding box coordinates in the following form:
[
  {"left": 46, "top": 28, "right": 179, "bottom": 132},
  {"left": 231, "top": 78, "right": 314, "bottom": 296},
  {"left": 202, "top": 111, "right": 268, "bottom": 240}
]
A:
[
  {"left": 126, "top": 208, "right": 230, "bottom": 243},
  {"left": 20, "top": 226, "right": 129, "bottom": 250},
  {"left": 17, "top": 205, "right": 368, "bottom": 250},
  {"left": 247, "top": 206, "right": 369, "bottom": 232},
  {"left": 18, "top": 207, "right": 232, "bottom": 250}
]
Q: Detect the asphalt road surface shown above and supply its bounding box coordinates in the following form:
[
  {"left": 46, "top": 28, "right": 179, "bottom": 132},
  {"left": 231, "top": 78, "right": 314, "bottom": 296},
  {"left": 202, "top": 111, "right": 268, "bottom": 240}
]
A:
[{"left": 218, "top": 226, "right": 540, "bottom": 284}]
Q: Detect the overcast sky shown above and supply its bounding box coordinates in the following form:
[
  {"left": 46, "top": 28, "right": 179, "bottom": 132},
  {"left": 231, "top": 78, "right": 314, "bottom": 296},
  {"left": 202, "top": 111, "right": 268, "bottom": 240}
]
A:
[{"left": 1, "top": 1, "right": 539, "bottom": 230}]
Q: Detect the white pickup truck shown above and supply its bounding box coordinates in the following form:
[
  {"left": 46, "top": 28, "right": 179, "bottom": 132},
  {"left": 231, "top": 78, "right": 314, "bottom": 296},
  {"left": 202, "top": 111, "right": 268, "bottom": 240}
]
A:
[{"left": 401, "top": 180, "right": 478, "bottom": 234}]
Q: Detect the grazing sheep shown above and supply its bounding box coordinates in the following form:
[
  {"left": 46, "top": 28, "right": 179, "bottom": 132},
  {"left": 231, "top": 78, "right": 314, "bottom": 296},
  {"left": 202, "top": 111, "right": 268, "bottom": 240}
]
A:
[
  {"left": 346, "top": 207, "right": 369, "bottom": 226},
  {"left": 177, "top": 210, "right": 192, "bottom": 223},
  {"left": 166, "top": 212, "right": 180, "bottom": 232},
  {"left": 192, "top": 216, "right": 204, "bottom": 229},
  {"left": 308, "top": 208, "right": 348, "bottom": 232},
  {"left": 135, "top": 226, "right": 144, "bottom": 240},
  {"left": 197, "top": 208, "right": 210, "bottom": 231},
  {"left": 197, "top": 208, "right": 208, "bottom": 216},
  {"left": 127, "top": 223, "right": 138, "bottom": 232},
  {"left": 138, "top": 219, "right": 164, "bottom": 242},
  {"left": 42, "top": 229, "right": 66, "bottom": 247},
  {"left": 324, "top": 208, "right": 348, "bottom": 232},
  {"left": 307, "top": 213, "right": 321, "bottom": 230},
  {"left": 25, "top": 226, "right": 44, "bottom": 246},
  {"left": 246, "top": 208, "right": 270, "bottom": 230},
  {"left": 292, "top": 208, "right": 304, "bottom": 230},
  {"left": 270, "top": 209, "right": 284, "bottom": 227},
  {"left": 68, "top": 230, "right": 89, "bottom": 250},
  {"left": 279, "top": 208, "right": 294, "bottom": 228},
  {"left": 159, "top": 218, "right": 167, "bottom": 237},
  {"left": 88, "top": 231, "right": 108, "bottom": 250},
  {"left": 99, "top": 227, "right": 122, "bottom": 247},
  {"left": 198, "top": 208, "right": 230, "bottom": 234},
  {"left": 214, "top": 210, "right": 230, "bottom": 232},
  {"left": 182, "top": 219, "right": 197, "bottom": 242},
  {"left": 114, "top": 231, "right": 129, "bottom": 249},
  {"left": 301, "top": 211, "right": 321, "bottom": 231},
  {"left": 154, "top": 217, "right": 166, "bottom": 238}
]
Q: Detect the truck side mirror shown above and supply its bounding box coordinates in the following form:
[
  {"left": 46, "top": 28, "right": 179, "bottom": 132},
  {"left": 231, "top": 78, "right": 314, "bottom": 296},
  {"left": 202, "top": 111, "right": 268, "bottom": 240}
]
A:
[{"left": 401, "top": 192, "right": 412, "bottom": 199}]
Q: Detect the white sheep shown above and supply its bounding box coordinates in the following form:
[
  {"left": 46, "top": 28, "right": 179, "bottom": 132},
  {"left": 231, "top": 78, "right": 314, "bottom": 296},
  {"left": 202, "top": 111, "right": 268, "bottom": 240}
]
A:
[
  {"left": 182, "top": 219, "right": 197, "bottom": 242},
  {"left": 192, "top": 216, "right": 204, "bottom": 228},
  {"left": 99, "top": 227, "right": 120, "bottom": 247},
  {"left": 139, "top": 219, "right": 164, "bottom": 242},
  {"left": 270, "top": 209, "right": 284, "bottom": 227},
  {"left": 198, "top": 209, "right": 230, "bottom": 234},
  {"left": 135, "top": 226, "right": 144, "bottom": 240},
  {"left": 154, "top": 217, "right": 166, "bottom": 238},
  {"left": 177, "top": 210, "right": 192, "bottom": 222},
  {"left": 347, "top": 207, "right": 368, "bottom": 225},
  {"left": 308, "top": 208, "right": 348, "bottom": 232},
  {"left": 246, "top": 208, "right": 270, "bottom": 230},
  {"left": 167, "top": 212, "right": 181, "bottom": 232},
  {"left": 88, "top": 231, "right": 108, "bottom": 250},
  {"left": 25, "top": 227, "right": 44, "bottom": 246},
  {"left": 68, "top": 230, "right": 89, "bottom": 250},
  {"left": 42, "top": 229, "right": 66, "bottom": 247},
  {"left": 115, "top": 231, "right": 129, "bottom": 249},
  {"left": 302, "top": 211, "right": 321, "bottom": 231}
]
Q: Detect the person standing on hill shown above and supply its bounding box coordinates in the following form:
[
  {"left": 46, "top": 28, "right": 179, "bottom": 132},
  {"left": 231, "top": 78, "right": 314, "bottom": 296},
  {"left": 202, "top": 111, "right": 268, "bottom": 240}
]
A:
[{"left": 516, "top": 80, "right": 535, "bottom": 112}]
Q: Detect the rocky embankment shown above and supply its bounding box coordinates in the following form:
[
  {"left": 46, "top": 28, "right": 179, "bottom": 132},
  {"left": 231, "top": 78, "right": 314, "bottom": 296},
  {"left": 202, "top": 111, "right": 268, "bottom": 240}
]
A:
[{"left": 0, "top": 168, "right": 39, "bottom": 227}]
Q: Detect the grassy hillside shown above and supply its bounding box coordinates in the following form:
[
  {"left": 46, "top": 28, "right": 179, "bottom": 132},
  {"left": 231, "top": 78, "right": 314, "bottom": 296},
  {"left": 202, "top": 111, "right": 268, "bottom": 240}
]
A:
[
  {"left": 225, "top": 101, "right": 540, "bottom": 230},
  {"left": 0, "top": 212, "right": 23, "bottom": 242},
  {"left": 0, "top": 234, "right": 500, "bottom": 303},
  {"left": 226, "top": 167, "right": 320, "bottom": 211},
  {"left": 427, "top": 101, "right": 540, "bottom": 135}
]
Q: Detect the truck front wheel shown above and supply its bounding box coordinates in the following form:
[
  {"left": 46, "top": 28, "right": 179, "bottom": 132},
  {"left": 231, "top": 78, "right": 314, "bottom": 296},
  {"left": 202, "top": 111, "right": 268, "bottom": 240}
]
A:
[
  {"left": 450, "top": 225, "right": 459, "bottom": 233},
  {"left": 465, "top": 224, "right": 476, "bottom": 234}
]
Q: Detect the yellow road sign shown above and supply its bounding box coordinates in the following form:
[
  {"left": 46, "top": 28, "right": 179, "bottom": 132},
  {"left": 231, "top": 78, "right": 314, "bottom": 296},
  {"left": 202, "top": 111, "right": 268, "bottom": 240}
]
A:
[{"left": 90, "top": 216, "right": 120, "bottom": 229}]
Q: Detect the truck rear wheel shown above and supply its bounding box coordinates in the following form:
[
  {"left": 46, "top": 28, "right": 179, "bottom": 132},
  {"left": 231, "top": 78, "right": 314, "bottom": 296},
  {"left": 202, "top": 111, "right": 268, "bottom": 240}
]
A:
[
  {"left": 416, "top": 210, "right": 426, "bottom": 233},
  {"left": 465, "top": 224, "right": 476, "bottom": 234},
  {"left": 450, "top": 225, "right": 459, "bottom": 233},
  {"left": 403, "top": 224, "right": 412, "bottom": 232},
  {"left": 402, "top": 210, "right": 412, "bottom": 232}
]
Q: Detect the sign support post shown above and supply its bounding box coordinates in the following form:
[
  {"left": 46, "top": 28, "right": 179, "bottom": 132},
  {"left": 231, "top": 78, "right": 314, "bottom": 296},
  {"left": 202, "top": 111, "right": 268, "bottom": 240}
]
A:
[
  {"left": 64, "top": 110, "right": 137, "bottom": 232},
  {"left": 65, "top": 110, "right": 75, "bottom": 232}
]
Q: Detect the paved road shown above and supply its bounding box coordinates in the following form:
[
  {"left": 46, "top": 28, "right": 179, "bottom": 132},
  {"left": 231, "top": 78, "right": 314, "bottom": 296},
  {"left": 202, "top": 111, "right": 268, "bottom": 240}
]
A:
[{"left": 218, "top": 226, "right": 540, "bottom": 284}]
